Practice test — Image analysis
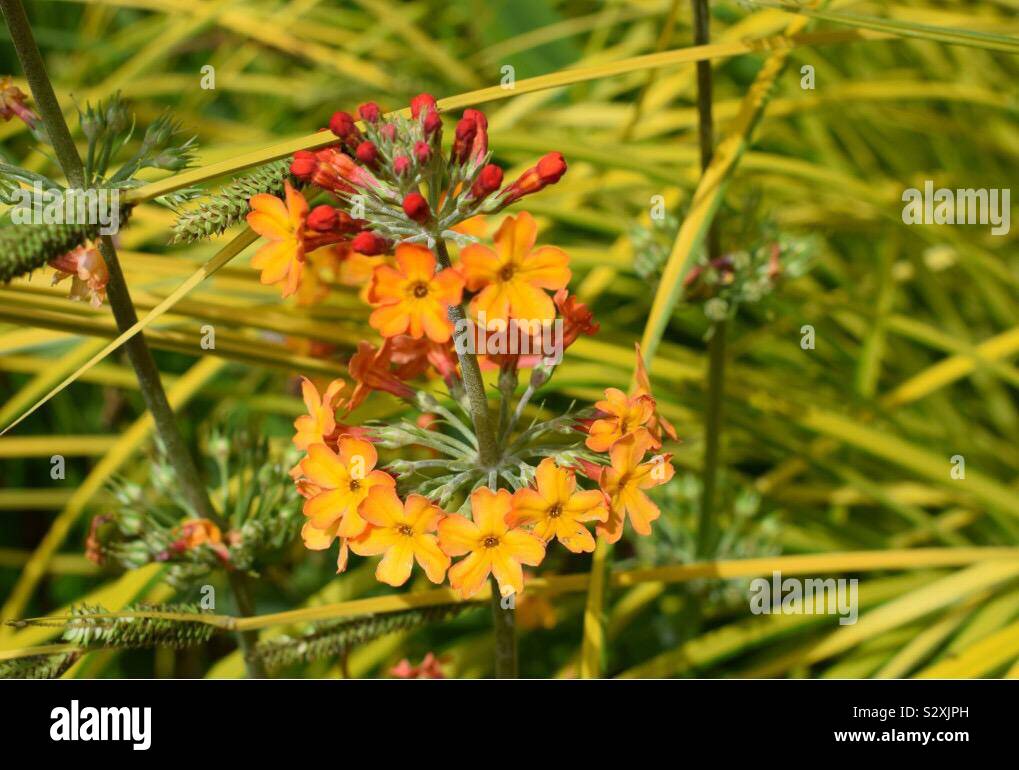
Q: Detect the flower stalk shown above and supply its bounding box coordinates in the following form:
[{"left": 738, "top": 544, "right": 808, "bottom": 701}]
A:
[{"left": 0, "top": 0, "right": 264, "bottom": 677}]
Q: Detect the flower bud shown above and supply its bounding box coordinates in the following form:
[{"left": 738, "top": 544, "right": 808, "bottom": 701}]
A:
[
  {"left": 329, "top": 110, "right": 363, "bottom": 149},
  {"left": 423, "top": 111, "right": 442, "bottom": 138},
  {"left": 402, "top": 192, "right": 431, "bottom": 223},
  {"left": 452, "top": 117, "right": 477, "bottom": 164},
  {"left": 351, "top": 230, "right": 389, "bottom": 255},
  {"left": 414, "top": 140, "right": 431, "bottom": 165},
  {"left": 410, "top": 93, "right": 437, "bottom": 119},
  {"left": 470, "top": 164, "right": 503, "bottom": 199},
  {"left": 380, "top": 123, "right": 397, "bottom": 142},
  {"left": 355, "top": 140, "right": 378, "bottom": 166},
  {"left": 500, "top": 152, "right": 567, "bottom": 205},
  {"left": 358, "top": 102, "right": 381, "bottom": 123},
  {"left": 393, "top": 155, "right": 411, "bottom": 176},
  {"left": 306, "top": 205, "right": 338, "bottom": 231}
]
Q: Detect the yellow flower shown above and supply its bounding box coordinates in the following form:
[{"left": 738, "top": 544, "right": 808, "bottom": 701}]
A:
[
  {"left": 246, "top": 181, "right": 308, "bottom": 298},
  {"left": 299, "top": 437, "right": 395, "bottom": 539},
  {"left": 585, "top": 387, "right": 656, "bottom": 453},
  {"left": 597, "top": 432, "right": 674, "bottom": 543},
  {"left": 438, "top": 487, "right": 545, "bottom": 598},
  {"left": 459, "top": 211, "right": 570, "bottom": 323},
  {"left": 350, "top": 486, "right": 450, "bottom": 586},
  {"left": 510, "top": 458, "right": 607, "bottom": 553}
]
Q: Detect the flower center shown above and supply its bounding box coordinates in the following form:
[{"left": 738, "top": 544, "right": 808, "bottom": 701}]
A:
[
  {"left": 397, "top": 523, "right": 413, "bottom": 537},
  {"left": 349, "top": 478, "right": 361, "bottom": 491},
  {"left": 482, "top": 536, "right": 500, "bottom": 548},
  {"left": 498, "top": 265, "right": 515, "bottom": 282},
  {"left": 548, "top": 504, "right": 562, "bottom": 519},
  {"left": 412, "top": 282, "right": 429, "bottom": 298}
]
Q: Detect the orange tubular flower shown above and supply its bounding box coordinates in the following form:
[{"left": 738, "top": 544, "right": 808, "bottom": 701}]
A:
[
  {"left": 168, "top": 519, "right": 230, "bottom": 563},
  {"left": 438, "top": 487, "right": 545, "bottom": 599},
  {"left": 247, "top": 181, "right": 309, "bottom": 298},
  {"left": 299, "top": 437, "right": 395, "bottom": 540},
  {"left": 633, "top": 343, "right": 679, "bottom": 446},
  {"left": 350, "top": 486, "right": 450, "bottom": 586},
  {"left": 553, "top": 289, "right": 599, "bottom": 349},
  {"left": 509, "top": 458, "right": 607, "bottom": 553},
  {"left": 368, "top": 244, "right": 464, "bottom": 342},
  {"left": 292, "top": 377, "right": 346, "bottom": 452},
  {"left": 585, "top": 387, "right": 657, "bottom": 452},
  {"left": 597, "top": 432, "right": 675, "bottom": 544},
  {"left": 460, "top": 212, "right": 570, "bottom": 323},
  {"left": 347, "top": 339, "right": 415, "bottom": 414}
]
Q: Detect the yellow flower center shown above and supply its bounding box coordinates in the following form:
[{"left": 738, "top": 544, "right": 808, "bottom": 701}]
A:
[
  {"left": 349, "top": 478, "right": 361, "bottom": 491},
  {"left": 499, "top": 265, "right": 515, "bottom": 281},
  {"left": 548, "top": 503, "right": 563, "bottom": 519},
  {"left": 411, "top": 281, "right": 429, "bottom": 298},
  {"left": 397, "top": 523, "right": 413, "bottom": 537},
  {"left": 482, "top": 535, "right": 500, "bottom": 548}
]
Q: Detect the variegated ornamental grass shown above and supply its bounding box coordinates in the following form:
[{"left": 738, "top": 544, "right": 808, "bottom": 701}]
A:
[{"left": 0, "top": 0, "right": 1018, "bottom": 679}]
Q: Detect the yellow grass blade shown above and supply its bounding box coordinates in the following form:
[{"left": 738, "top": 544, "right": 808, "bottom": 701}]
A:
[{"left": 0, "top": 229, "right": 256, "bottom": 436}]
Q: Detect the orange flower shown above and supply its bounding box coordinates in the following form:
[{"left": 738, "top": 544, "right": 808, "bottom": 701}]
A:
[
  {"left": 247, "top": 181, "right": 309, "bottom": 298},
  {"left": 368, "top": 244, "right": 464, "bottom": 342},
  {"left": 49, "top": 243, "right": 108, "bottom": 308},
  {"left": 438, "top": 487, "right": 545, "bottom": 598},
  {"left": 634, "top": 343, "right": 679, "bottom": 446},
  {"left": 299, "top": 437, "right": 395, "bottom": 539},
  {"left": 292, "top": 377, "right": 346, "bottom": 452},
  {"left": 460, "top": 212, "right": 570, "bottom": 323},
  {"left": 347, "top": 339, "right": 415, "bottom": 414},
  {"left": 350, "top": 486, "right": 450, "bottom": 586},
  {"left": 585, "top": 387, "right": 657, "bottom": 452},
  {"left": 509, "top": 458, "right": 607, "bottom": 553},
  {"left": 597, "top": 432, "right": 674, "bottom": 544},
  {"left": 168, "top": 519, "right": 230, "bottom": 562}
]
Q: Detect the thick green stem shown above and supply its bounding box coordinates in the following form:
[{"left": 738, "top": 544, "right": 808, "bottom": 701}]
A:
[
  {"left": 434, "top": 239, "right": 500, "bottom": 467},
  {"left": 2, "top": 0, "right": 262, "bottom": 677},
  {"left": 696, "top": 319, "right": 726, "bottom": 558},
  {"left": 489, "top": 575, "right": 517, "bottom": 678},
  {"left": 228, "top": 572, "right": 267, "bottom": 678}
]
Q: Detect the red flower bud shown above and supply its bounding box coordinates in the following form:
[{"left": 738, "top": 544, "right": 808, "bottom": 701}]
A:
[
  {"left": 290, "top": 150, "right": 317, "bottom": 180},
  {"left": 329, "top": 110, "right": 363, "bottom": 149},
  {"left": 470, "top": 164, "right": 503, "bottom": 199},
  {"left": 380, "top": 123, "right": 397, "bottom": 142},
  {"left": 394, "top": 155, "right": 411, "bottom": 176},
  {"left": 500, "top": 152, "right": 568, "bottom": 205},
  {"left": 462, "top": 109, "right": 489, "bottom": 161},
  {"left": 351, "top": 231, "right": 389, "bottom": 256},
  {"left": 414, "top": 140, "right": 431, "bottom": 165},
  {"left": 452, "top": 117, "right": 477, "bottom": 164},
  {"left": 537, "top": 152, "right": 567, "bottom": 185},
  {"left": 423, "top": 111, "right": 442, "bottom": 138},
  {"left": 410, "top": 93, "right": 437, "bottom": 119},
  {"left": 356, "top": 140, "right": 378, "bottom": 166},
  {"left": 306, "top": 205, "right": 337, "bottom": 231},
  {"left": 402, "top": 192, "right": 431, "bottom": 223},
  {"left": 358, "top": 102, "right": 381, "bottom": 123}
]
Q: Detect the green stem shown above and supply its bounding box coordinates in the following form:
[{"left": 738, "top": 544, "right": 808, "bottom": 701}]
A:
[
  {"left": 696, "top": 319, "right": 726, "bottom": 558},
  {"left": 434, "top": 239, "right": 500, "bottom": 468},
  {"left": 489, "top": 575, "right": 517, "bottom": 678},
  {"left": 1, "top": 0, "right": 262, "bottom": 677},
  {"left": 434, "top": 238, "right": 515, "bottom": 676},
  {"left": 690, "top": 0, "right": 725, "bottom": 559}
]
